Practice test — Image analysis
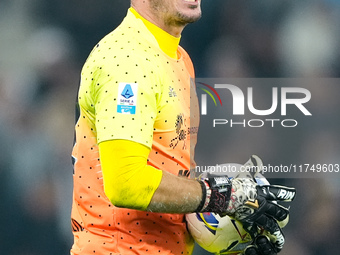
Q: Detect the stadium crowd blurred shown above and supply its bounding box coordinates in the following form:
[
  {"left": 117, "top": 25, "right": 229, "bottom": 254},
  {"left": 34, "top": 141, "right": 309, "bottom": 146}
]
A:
[{"left": 0, "top": 0, "right": 340, "bottom": 254}]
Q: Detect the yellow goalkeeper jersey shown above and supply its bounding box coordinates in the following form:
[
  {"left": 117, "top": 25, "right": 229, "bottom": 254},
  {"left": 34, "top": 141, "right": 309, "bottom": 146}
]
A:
[{"left": 71, "top": 8, "right": 200, "bottom": 255}]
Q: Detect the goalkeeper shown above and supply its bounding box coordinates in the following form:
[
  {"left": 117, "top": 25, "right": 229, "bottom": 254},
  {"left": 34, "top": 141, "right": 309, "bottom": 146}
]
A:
[{"left": 70, "top": 0, "right": 296, "bottom": 254}]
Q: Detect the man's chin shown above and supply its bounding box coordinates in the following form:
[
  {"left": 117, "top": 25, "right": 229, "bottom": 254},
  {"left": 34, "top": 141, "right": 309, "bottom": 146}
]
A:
[{"left": 174, "top": 11, "right": 202, "bottom": 25}]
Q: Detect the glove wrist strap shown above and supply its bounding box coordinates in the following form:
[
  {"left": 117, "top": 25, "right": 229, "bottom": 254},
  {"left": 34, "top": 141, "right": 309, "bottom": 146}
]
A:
[{"left": 196, "top": 177, "right": 232, "bottom": 213}]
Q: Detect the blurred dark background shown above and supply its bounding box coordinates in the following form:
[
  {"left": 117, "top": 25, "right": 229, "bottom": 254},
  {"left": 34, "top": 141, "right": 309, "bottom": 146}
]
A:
[{"left": 0, "top": 0, "right": 339, "bottom": 254}]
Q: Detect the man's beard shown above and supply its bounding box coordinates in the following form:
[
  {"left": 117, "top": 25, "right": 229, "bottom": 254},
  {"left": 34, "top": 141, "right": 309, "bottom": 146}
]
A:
[
  {"left": 150, "top": 0, "right": 201, "bottom": 27},
  {"left": 166, "top": 11, "right": 202, "bottom": 27}
]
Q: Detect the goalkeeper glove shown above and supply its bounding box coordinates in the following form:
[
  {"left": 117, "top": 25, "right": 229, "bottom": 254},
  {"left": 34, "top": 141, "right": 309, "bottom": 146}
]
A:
[{"left": 196, "top": 155, "right": 296, "bottom": 252}]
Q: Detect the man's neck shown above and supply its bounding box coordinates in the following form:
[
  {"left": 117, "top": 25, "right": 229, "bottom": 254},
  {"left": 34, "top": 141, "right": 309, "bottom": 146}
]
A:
[
  {"left": 130, "top": 2, "right": 185, "bottom": 37},
  {"left": 130, "top": 7, "right": 181, "bottom": 59}
]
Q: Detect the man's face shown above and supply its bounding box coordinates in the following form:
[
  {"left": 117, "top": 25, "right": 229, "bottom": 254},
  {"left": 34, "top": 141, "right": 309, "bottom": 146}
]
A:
[{"left": 149, "top": 0, "right": 202, "bottom": 27}]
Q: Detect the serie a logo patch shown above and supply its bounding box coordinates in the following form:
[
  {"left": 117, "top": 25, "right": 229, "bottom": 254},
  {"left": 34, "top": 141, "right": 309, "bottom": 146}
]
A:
[{"left": 117, "top": 83, "right": 138, "bottom": 114}]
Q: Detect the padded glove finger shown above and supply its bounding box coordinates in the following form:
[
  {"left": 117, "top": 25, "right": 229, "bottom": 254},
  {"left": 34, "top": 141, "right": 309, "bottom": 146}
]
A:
[
  {"left": 258, "top": 185, "right": 296, "bottom": 202},
  {"left": 254, "top": 235, "right": 277, "bottom": 255}
]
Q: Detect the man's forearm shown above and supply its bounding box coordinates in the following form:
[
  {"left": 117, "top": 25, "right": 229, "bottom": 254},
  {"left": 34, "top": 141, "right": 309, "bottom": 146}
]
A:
[{"left": 147, "top": 170, "right": 202, "bottom": 213}]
